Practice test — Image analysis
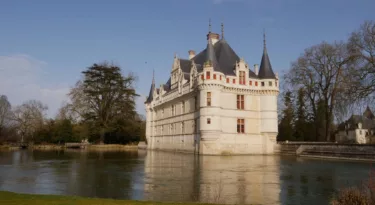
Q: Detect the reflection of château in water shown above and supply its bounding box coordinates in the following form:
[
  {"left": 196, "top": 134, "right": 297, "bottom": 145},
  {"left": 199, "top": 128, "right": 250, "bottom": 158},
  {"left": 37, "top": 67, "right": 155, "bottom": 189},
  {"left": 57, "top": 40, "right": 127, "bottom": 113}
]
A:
[
  {"left": 143, "top": 151, "right": 281, "bottom": 204},
  {"left": 144, "top": 21, "right": 279, "bottom": 155}
]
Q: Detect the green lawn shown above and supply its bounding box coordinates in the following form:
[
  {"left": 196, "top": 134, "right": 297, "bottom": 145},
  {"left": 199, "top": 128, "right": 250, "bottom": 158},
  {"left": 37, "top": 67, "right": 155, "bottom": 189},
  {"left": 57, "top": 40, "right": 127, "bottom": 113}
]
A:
[{"left": 0, "top": 191, "right": 220, "bottom": 205}]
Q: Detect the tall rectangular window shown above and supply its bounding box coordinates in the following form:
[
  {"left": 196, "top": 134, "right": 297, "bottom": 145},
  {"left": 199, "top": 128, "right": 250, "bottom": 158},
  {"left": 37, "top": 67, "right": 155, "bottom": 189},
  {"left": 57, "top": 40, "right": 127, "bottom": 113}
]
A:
[
  {"left": 226, "top": 78, "right": 229, "bottom": 83},
  {"left": 213, "top": 74, "right": 217, "bottom": 79},
  {"left": 206, "top": 71, "right": 211, "bottom": 79},
  {"left": 233, "top": 79, "right": 236, "bottom": 84},
  {"left": 269, "top": 81, "right": 272, "bottom": 86},
  {"left": 220, "top": 76, "right": 222, "bottom": 80},
  {"left": 255, "top": 82, "right": 258, "bottom": 86},
  {"left": 207, "top": 92, "right": 211, "bottom": 106},
  {"left": 261, "top": 82, "right": 265, "bottom": 86},
  {"left": 201, "top": 74, "right": 204, "bottom": 80},
  {"left": 239, "top": 71, "right": 245, "bottom": 85},
  {"left": 237, "top": 95, "right": 244, "bottom": 110},
  {"left": 249, "top": 81, "right": 252, "bottom": 86},
  {"left": 237, "top": 119, "right": 245, "bottom": 133},
  {"left": 207, "top": 118, "right": 211, "bottom": 124}
]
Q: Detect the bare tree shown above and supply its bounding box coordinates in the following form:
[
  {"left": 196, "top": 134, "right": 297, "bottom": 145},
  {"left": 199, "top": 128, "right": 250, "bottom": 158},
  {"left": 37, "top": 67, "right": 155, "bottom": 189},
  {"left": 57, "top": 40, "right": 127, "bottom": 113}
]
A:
[
  {"left": 285, "top": 42, "right": 356, "bottom": 141},
  {"left": 12, "top": 100, "right": 48, "bottom": 143},
  {"left": 348, "top": 20, "right": 375, "bottom": 98}
]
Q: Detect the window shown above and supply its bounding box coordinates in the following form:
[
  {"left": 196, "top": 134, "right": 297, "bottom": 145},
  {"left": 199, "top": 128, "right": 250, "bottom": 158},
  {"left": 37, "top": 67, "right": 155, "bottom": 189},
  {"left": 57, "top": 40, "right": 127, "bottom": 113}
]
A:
[
  {"left": 201, "top": 74, "right": 204, "bottom": 80},
  {"left": 206, "top": 71, "right": 211, "bottom": 79},
  {"left": 237, "top": 95, "right": 244, "bottom": 110},
  {"left": 220, "top": 76, "right": 222, "bottom": 80},
  {"left": 269, "top": 81, "right": 272, "bottom": 86},
  {"left": 261, "top": 82, "right": 265, "bottom": 86},
  {"left": 237, "top": 119, "right": 245, "bottom": 133},
  {"left": 182, "top": 101, "right": 185, "bottom": 114},
  {"left": 207, "top": 118, "right": 211, "bottom": 124},
  {"left": 239, "top": 71, "right": 245, "bottom": 85},
  {"left": 249, "top": 81, "right": 252, "bottom": 86},
  {"left": 213, "top": 74, "right": 217, "bottom": 79},
  {"left": 255, "top": 82, "right": 258, "bottom": 86},
  {"left": 226, "top": 78, "right": 229, "bottom": 83},
  {"left": 207, "top": 92, "right": 211, "bottom": 106},
  {"left": 233, "top": 79, "right": 236, "bottom": 84}
]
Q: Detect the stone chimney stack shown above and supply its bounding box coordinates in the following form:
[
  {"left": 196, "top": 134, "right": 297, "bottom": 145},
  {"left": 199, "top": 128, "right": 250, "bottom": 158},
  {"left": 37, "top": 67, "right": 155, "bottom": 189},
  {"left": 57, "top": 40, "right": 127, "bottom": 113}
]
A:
[
  {"left": 254, "top": 64, "right": 259, "bottom": 75},
  {"left": 188, "top": 50, "right": 196, "bottom": 60},
  {"left": 207, "top": 32, "right": 220, "bottom": 45}
]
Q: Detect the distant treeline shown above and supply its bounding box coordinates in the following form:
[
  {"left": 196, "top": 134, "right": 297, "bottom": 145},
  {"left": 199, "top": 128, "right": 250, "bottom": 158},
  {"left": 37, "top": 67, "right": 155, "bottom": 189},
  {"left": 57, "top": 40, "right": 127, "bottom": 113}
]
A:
[
  {"left": 0, "top": 63, "right": 145, "bottom": 145},
  {"left": 278, "top": 20, "right": 375, "bottom": 142}
]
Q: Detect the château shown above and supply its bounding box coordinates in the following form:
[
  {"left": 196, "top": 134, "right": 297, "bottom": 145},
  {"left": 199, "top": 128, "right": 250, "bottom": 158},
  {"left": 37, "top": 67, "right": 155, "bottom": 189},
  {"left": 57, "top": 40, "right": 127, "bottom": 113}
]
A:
[{"left": 145, "top": 23, "right": 279, "bottom": 155}]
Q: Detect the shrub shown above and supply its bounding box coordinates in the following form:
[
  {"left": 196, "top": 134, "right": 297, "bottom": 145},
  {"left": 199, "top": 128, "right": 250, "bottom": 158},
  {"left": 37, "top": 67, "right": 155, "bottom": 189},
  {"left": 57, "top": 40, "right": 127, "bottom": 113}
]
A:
[{"left": 331, "top": 187, "right": 370, "bottom": 205}]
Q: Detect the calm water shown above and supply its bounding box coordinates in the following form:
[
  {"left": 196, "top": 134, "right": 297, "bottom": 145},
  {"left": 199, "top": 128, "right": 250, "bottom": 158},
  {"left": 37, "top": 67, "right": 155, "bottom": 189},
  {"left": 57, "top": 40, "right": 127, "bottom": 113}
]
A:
[{"left": 0, "top": 150, "right": 372, "bottom": 205}]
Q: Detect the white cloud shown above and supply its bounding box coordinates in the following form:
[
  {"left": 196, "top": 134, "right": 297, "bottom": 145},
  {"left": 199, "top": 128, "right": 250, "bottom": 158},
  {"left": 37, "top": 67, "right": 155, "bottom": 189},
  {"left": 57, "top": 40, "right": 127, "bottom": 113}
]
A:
[{"left": 0, "top": 55, "right": 69, "bottom": 118}]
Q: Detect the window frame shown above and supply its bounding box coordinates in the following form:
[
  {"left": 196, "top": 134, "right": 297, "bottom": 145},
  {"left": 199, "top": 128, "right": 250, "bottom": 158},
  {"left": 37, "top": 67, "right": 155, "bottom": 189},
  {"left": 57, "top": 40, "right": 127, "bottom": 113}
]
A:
[
  {"left": 237, "top": 95, "right": 245, "bottom": 110},
  {"left": 237, "top": 119, "right": 245, "bottom": 133},
  {"left": 207, "top": 92, "right": 211, "bottom": 106}
]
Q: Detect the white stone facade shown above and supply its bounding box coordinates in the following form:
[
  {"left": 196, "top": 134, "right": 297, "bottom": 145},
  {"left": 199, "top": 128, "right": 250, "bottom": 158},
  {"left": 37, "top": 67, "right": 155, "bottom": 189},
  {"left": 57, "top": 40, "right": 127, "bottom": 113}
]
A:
[{"left": 145, "top": 29, "right": 279, "bottom": 155}]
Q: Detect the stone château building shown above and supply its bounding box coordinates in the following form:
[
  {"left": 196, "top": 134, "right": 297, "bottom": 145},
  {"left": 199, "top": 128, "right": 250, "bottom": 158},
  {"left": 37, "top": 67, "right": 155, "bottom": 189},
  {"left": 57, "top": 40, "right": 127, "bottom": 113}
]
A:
[
  {"left": 144, "top": 23, "right": 279, "bottom": 155},
  {"left": 335, "top": 106, "right": 375, "bottom": 144}
]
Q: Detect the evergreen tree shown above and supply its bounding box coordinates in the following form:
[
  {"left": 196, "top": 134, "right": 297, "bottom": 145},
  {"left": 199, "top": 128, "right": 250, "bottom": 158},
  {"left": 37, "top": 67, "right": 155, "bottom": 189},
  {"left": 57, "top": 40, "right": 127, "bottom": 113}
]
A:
[
  {"left": 294, "top": 88, "right": 307, "bottom": 141},
  {"left": 278, "top": 91, "right": 294, "bottom": 141}
]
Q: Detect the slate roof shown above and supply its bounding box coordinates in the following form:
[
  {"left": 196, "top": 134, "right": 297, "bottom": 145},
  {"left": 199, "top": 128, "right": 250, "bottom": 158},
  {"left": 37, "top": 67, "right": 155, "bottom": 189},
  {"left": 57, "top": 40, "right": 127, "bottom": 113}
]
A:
[
  {"left": 191, "top": 39, "right": 257, "bottom": 77},
  {"left": 145, "top": 30, "right": 276, "bottom": 103},
  {"left": 145, "top": 79, "right": 155, "bottom": 103},
  {"left": 258, "top": 46, "right": 276, "bottom": 79},
  {"left": 340, "top": 107, "right": 375, "bottom": 131}
]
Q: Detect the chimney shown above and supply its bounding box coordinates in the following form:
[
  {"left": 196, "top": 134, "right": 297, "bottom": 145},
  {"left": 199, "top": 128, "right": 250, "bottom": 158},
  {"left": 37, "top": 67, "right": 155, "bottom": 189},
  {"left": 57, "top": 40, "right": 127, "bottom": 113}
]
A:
[
  {"left": 207, "top": 32, "right": 220, "bottom": 45},
  {"left": 188, "top": 50, "right": 196, "bottom": 60},
  {"left": 254, "top": 64, "right": 259, "bottom": 75}
]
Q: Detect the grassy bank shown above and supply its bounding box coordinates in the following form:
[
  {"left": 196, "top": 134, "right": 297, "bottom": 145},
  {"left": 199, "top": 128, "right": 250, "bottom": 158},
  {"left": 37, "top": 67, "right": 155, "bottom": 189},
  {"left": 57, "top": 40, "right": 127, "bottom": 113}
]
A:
[{"left": 0, "top": 191, "right": 220, "bottom": 205}]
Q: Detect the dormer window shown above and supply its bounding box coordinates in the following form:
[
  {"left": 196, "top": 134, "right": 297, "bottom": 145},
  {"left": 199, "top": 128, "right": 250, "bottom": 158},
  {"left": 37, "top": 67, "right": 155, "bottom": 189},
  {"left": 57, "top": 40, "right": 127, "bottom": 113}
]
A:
[
  {"left": 239, "top": 71, "right": 245, "bottom": 85},
  {"left": 206, "top": 71, "right": 211, "bottom": 79}
]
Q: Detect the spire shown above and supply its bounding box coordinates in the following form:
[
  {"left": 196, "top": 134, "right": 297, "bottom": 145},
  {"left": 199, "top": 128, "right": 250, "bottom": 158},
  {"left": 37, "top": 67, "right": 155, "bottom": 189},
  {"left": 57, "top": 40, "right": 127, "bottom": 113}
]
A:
[
  {"left": 146, "top": 70, "right": 156, "bottom": 103},
  {"left": 221, "top": 22, "right": 224, "bottom": 39},
  {"left": 209, "top": 18, "right": 212, "bottom": 33},
  {"left": 152, "top": 69, "right": 155, "bottom": 84},
  {"left": 263, "top": 29, "right": 266, "bottom": 50},
  {"left": 258, "top": 30, "right": 276, "bottom": 79}
]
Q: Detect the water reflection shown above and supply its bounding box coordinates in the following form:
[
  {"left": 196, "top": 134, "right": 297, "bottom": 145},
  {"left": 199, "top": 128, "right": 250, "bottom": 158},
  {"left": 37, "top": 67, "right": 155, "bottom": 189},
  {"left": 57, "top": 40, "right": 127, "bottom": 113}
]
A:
[{"left": 0, "top": 150, "right": 372, "bottom": 205}]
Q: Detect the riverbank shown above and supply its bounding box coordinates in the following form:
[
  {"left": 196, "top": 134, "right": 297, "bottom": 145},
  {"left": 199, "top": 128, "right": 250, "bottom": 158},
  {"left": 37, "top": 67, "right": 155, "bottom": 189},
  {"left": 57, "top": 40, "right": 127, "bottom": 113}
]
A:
[
  {"left": 0, "top": 144, "right": 138, "bottom": 151},
  {"left": 0, "top": 191, "right": 220, "bottom": 205},
  {"left": 276, "top": 142, "right": 375, "bottom": 161}
]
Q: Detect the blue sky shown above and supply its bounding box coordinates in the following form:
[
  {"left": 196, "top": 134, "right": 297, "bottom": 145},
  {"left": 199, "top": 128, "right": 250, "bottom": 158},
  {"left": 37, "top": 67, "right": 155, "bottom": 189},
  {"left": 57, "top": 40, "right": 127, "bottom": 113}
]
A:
[{"left": 0, "top": 0, "right": 374, "bottom": 117}]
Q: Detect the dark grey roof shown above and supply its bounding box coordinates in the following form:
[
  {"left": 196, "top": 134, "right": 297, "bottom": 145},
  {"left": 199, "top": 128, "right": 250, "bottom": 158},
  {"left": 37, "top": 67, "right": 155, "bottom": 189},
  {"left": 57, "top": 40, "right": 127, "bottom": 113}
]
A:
[
  {"left": 363, "top": 106, "right": 374, "bottom": 119},
  {"left": 180, "top": 59, "right": 192, "bottom": 73},
  {"left": 191, "top": 39, "right": 257, "bottom": 77},
  {"left": 345, "top": 115, "right": 375, "bottom": 130},
  {"left": 258, "top": 46, "right": 276, "bottom": 79},
  {"left": 145, "top": 79, "right": 155, "bottom": 103},
  {"left": 163, "top": 78, "right": 171, "bottom": 92}
]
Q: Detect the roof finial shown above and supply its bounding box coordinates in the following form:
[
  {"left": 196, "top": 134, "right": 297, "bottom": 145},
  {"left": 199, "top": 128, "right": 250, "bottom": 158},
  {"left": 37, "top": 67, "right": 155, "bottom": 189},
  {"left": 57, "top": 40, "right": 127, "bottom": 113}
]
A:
[
  {"left": 152, "top": 69, "right": 155, "bottom": 84},
  {"left": 221, "top": 22, "right": 224, "bottom": 39},
  {"left": 209, "top": 18, "right": 212, "bottom": 33},
  {"left": 263, "top": 29, "right": 266, "bottom": 49}
]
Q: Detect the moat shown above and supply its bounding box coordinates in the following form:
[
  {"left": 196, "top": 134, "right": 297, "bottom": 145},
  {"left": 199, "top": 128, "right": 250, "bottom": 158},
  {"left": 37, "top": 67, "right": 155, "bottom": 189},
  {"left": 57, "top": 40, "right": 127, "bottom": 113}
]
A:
[{"left": 0, "top": 150, "right": 371, "bottom": 205}]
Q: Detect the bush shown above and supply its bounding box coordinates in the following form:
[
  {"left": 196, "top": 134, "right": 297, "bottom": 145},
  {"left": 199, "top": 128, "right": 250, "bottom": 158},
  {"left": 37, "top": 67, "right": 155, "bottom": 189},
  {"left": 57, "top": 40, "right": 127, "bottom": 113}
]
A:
[{"left": 331, "top": 187, "right": 371, "bottom": 205}]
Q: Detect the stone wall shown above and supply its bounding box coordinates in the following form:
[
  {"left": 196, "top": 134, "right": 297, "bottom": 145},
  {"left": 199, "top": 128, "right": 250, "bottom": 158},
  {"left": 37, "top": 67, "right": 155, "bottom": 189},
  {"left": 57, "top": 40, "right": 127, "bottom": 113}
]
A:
[{"left": 277, "top": 142, "right": 375, "bottom": 160}]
